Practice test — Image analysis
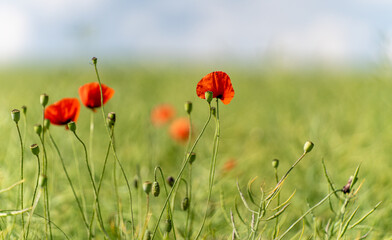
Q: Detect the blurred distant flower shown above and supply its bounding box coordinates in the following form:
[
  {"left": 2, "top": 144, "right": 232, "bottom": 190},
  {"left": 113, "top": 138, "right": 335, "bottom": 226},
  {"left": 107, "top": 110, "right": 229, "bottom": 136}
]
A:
[
  {"left": 44, "top": 98, "right": 80, "bottom": 128},
  {"left": 151, "top": 104, "right": 176, "bottom": 127},
  {"left": 196, "top": 71, "right": 235, "bottom": 105},
  {"left": 222, "top": 158, "right": 237, "bottom": 173},
  {"left": 79, "top": 82, "right": 115, "bottom": 111},
  {"left": 169, "top": 117, "right": 191, "bottom": 143}
]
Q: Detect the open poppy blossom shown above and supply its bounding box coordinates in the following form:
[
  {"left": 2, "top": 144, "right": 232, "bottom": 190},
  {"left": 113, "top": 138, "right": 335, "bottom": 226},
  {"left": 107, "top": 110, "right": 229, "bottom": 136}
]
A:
[
  {"left": 169, "top": 117, "right": 191, "bottom": 143},
  {"left": 79, "top": 82, "right": 115, "bottom": 111},
  {"left": 151, "top": 104, "right": 176, "bottom": 127},
  {"left": 44, "top": 98, "right": 80, "bottom": 127},
  {"left": 196, "top": 71, "right": 235, "bottom": 104}
]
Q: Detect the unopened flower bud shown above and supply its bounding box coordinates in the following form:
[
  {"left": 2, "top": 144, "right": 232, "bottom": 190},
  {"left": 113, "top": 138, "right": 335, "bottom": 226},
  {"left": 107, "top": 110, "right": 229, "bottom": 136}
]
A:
[
  {"left": 272, "top": 159, "right": 279, "bottom": 168},
  {"left": 44, "top": 119, "right": 50, "bottom": 131},
  {"left": 164, "top": 218, "right": 172, "bottom": 233},
  {"left": 211, "top": 107, "right": 216, "bottom": 117},
  {"left": 68, "top": 121, "right": 76, "bottom": 132},
  {"left": 143, "top": 181, "right": 152, "bottom": 195},
  {"left": 92, "top": 57, "right": 98, "bottom": 65},
  {"left": 30, "top": 144, "right": 40, "bottom": 156},
  {"left": 11, "top": 109, "right": 20, "bottom": 123},
  {"left": 107, "top": 112, "right": 116, "bottom": 127},
  {"left": 133, "top": 176, "right": 139, "bottom": 189},
  {"left": 303, "top": 141, "right": 314, "bottom": 153},
  {"left": 34, "top": 124, "right": 42, "bottom": 136},
  {"left": 143, "top": 229, "right": 151, "bottom": 240},
  {"left": 21, "top": 106, "right": 27, "bottom": 115},
  {"left": 167, "top": 176, "right": 175, "bottom": 187},
  {"left": 205, "top": 91, "right": 213, "bottom": 103},
  {"left": 342, "top": 176, "right": 353, "bottom": 194},
  {"left": 184, "top": 101, "right": 193, "bottom": 114},
  {"left": 181, "top": 197, "right": 189, "bottom": 211},
  {"left": 39, "top": 174, "right": 47, "bottom": 188},
  {"left": 40, "top": 94, "right": 49, "bottom": 107},
  {"left": 152, "top": 181, "right": 160, "bottom": 197},
  {"left": 188, "top": 152, "right": 196, "bottom": 164}
]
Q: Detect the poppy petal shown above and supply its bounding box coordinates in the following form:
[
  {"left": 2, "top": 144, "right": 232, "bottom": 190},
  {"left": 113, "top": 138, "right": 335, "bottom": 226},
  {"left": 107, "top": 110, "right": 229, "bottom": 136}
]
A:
[
  {"left": 196, "top": 71, "right": 234, "bottom": 104},
  {"left": 44, "top": 98, "right": 80, "bottom": 126},
  {"left": 79, "top": 82, "right": 115, "bottom": 109}
]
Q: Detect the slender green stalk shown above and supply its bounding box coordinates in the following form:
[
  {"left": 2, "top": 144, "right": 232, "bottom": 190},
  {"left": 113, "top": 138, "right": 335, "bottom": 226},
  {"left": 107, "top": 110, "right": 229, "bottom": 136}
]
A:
[
  {"left": 89, "top": 111, "right": 95, "bottom": 178},
  {"left": 93, "top": 59, "right": 135, "bottom": 237},
  {"left": 113, "top": 149, "right": 123, "bottom": 238},
  {"left": 15, "top": 123, "right": 25, "bottom": 239},
  {"left": 273, "top": 168, "right": 280, "bottom": 239},
  {"left": 48, "top": 131, "right": 90, "bottom": 235},
  {"left": 72, "top": 131, "right": 108, "bottom": 238},
  {"left": 31, "top": 155, "right": 40, "bottom": 206},
  {"left": 0, "top": 180, "right": 24, "bottom": 194},
  {"left": 25, "top": 186, "right": 42, "bottom": 239},
  {"left": 184, "top": 113, "right": 193, "bottom": 239},
  {"left": 151, "top": 104, "right": 212, "bottom": 239},
  {"left": 154, "top": 166, "right": 177, "bottom": 240},
  {"left": 194, "top": 99, "right": 220, "bottom": 240}
]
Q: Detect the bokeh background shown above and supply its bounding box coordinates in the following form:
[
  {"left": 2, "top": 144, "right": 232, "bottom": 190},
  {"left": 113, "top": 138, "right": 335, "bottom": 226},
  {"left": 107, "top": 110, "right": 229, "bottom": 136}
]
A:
[{"left": 1, "top": 1, "right": 392, "bottom": 238}]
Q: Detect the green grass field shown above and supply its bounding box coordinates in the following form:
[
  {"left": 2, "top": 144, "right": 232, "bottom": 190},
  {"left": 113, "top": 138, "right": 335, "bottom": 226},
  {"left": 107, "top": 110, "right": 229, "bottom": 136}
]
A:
[{"left": 0, "top": 62, "right": 390, "bottom": 239}]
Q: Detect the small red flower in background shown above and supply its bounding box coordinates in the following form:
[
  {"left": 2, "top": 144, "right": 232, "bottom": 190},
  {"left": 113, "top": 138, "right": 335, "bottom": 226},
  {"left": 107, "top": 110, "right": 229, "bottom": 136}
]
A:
[
  {"left": 196, "top": 71, "right": 235, "bottom": 104},
  {"left": 169, "top": 117, "right": 191, "bottom": 143},
  {"left": 222, "top": 158, "right": 237, "bottom": 173},
  {"left": 79, "top": 82, "right": 115, "bottom": 111},
  {"left": 44, "top": 98, "right": 80, "bottom": 126},
  {"left": 151, "top": 104, "right": 176, "bottom": 127}
]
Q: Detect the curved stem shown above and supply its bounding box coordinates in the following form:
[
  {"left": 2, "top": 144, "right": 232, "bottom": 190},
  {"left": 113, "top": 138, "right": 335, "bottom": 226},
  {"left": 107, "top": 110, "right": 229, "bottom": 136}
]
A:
[
  {"left": 49, "top": 131, "right": 90, "bottom": 235},
  {"left": 15, "top": 123, "right": 25, "bottom": 239},
  {"left": 185, "top": 164, "right": 192, "bottom": 239},
  {"left": 31, "top": 155, "right": 40, "bottom": 207},
  {"left": 42, "top": 106, "right": 52, "bottom": 240},
  {"left": 151, "top": 104, "right": 212, "bottom": 239},
  {"left": 72, "top": 131, "right": 109, "bottom": 239},
  {"left": 194, "top": 99, "right": 220, "bottom": 240}
]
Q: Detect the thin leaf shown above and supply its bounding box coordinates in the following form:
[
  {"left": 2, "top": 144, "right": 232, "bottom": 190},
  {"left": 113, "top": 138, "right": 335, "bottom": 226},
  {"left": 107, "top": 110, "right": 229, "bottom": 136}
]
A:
[
  {"left": 338, "top": 206, "right": 360, "bottom": 239},
  {"left": 349, "top": 201, "right": 381, "bottom": 230},
  {"left": 271, "top": 190, "right": 296, "bottom": 211},
  {"left": 236, "top": 181, "right": 257, "bottom": 214},
  {"left": 265, "top": 203, "right": 291, "bottom": 221}
]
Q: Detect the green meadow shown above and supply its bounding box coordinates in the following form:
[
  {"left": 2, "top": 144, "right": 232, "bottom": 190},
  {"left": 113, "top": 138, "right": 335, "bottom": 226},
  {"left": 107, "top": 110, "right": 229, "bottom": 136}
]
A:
[{"left": 0, "top": 62, "right": 390, "bottom": 239}]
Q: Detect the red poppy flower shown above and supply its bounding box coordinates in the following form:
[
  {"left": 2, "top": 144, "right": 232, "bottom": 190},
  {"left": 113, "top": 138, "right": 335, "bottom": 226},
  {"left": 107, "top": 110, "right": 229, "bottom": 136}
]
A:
[
  {"left": 151, "top": 104, "right": 176, "bottom": 127},
  {"left": 196, "top": 71, "right": 235, "bottom": 104},
  {"left": 44, "top": 98, "right": 81, "bottom": 126},
  {"left": 169, "top": 117, "right": 191, "bottom": 143},
  {"left": 79, "top": 82, "right": 115, "bottom": 111}
]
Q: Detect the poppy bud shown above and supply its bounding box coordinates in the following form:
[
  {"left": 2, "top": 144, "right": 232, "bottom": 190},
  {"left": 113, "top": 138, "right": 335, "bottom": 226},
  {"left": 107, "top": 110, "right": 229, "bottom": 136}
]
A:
[
  {"left": 21, "top": 106, "right": 27, "bottom": 115},
  {"left": 143, "top": 230, "right": 151, "bottom": 240},
  {"left": 181, "top": 197, "right": 189, "bottom": 211},
  {"left": 11, "top": 109, "right": 20, "bottom": 123},
  {"left": 30, "top": 144, "right": 40, "bottom": 156},
  {"left": 184, "top": 101, "right": 192, "bottom": 114},
  {"left": 303, "top": 141, "right": 314, "bottom": 153},
  {"left": 107, "top": 112, "right": 116, "bottom": 127},
  {"left": 205, "top": 91, "right": 213, "bottom": 103},
  {"left": 167, "top": 176, "right": 175, "bottom": 187},
  {"left": 92, "top": 57, "right": 98, "bottom": 65},
  {"left": 40, "top": 94, "right": 49, "bottom": 107},
  {"left": 164, "top": 218, "right": 172, "bottom": 233},
  {"left": 133, "top": 176, "right": 139, "bottom": 189},
  {"left": 68, "top": 121, "right": 77, "bottom": 132},
  {"left": 34, "top": 124, "right": 42, "bottom": 136},
  {"left": 152, "top": 181, "right": 160, "bottom": 197},
  {"left": 44, "top": 119, "right": 50, "bottom": 131},
  {"left": 188, "top": 152, "right": 196, "bottom": 164},
  {"left": 342, "top": 176, "right": 353, "bottom": 194},
  {"left": 272, "top": 159, "right": 279, "bottom": 168},
  {"left": 143, "top": 181, "right": 152, "bottom": 195},
  {"left": 211, "top": 107, "right": 216, "bottom": 117},
  {"left": 39, "top": 174, "right": 47, "bottom": 188}
]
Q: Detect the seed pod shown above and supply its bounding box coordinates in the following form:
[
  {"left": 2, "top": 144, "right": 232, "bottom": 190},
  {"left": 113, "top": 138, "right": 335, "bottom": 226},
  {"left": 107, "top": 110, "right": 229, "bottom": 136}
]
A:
[
  {"left": 40, "top": 94, "right": 49, "bottom": 107},
  {"left": 92, "top": 57, "right": 98, "bottom": 65},
  {"left": 107, "top": 112, "right": 116, "bottom": 127},
  {"left": 205, "top": 91, "right": 213, "bottom": 103},
  {"left": 30, "top": 144, "right": 40, "bottom": 156},
  {"left": 34, "top": 124, "right": 42, "bottom": 136},
  {"left": 167, "top": 176, "right": 175, "bottom": 187},
  {"left": 152, "top": 181, "right": 160, "bottom": 197},
  {"left": 181, "top": 197, "right": 189, "bottom": 211},
  {"left": 11, "top": 109, "right": 20, "bottom": 123},
  {"left": 39, "top": 174, "right": 47, "bottom": 188},
  {"left": 143, "top": 181, "right": 152, "bottom": 195},
  {"left": 68, "top": 121, "right": 76, "bottom": 132},
  {"left": 143, "top": 229, "right": 151, "bottom": 240},
  {"left": 164, "top": 218, "right": 172, "bottom": 233},
  {"left": 43, "top": 119, "right": 50, "bottom": 131},
  {"left": 211, "top": 107, "right": 216, "bottom": 117},
  {"left": 188, "top": 152, "right": 196, "bottom": 164},
  {"left": 21, "top": 106, "right": 27, "bottom": 115},
  {"left": 133, "top": 176, "right": 139, "bottom": 189},
  {"left": 303, "top": 141, "right": 314, "bottom": 153},
  {"left": 184, "top": 101, "right": 192, "bottom": 114},
  {"left": 272, "top": 159, "right": 279, "bottom": 168}
]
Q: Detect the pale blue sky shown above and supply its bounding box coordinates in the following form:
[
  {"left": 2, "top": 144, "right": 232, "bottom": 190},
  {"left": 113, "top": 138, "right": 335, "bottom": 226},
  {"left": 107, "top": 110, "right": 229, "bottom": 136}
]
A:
[{"left": 2, "top": 0, "right": 392, "bottom": 65}]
